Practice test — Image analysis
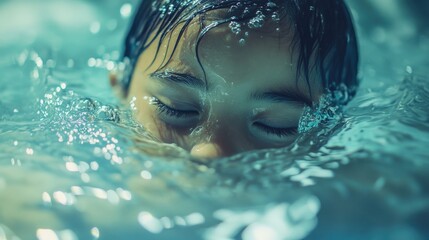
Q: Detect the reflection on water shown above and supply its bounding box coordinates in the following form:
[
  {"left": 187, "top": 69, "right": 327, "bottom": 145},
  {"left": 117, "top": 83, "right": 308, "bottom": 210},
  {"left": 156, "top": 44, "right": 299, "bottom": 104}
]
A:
[{"left": 1, "top": 1, "right": 429, "bottom": 240}]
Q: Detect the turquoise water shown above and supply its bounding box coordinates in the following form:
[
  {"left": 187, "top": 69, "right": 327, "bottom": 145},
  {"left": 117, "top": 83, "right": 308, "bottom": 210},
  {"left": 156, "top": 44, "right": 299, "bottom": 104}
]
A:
[{"left": 1, "top": 1, "right": 429, "bottom": 240}]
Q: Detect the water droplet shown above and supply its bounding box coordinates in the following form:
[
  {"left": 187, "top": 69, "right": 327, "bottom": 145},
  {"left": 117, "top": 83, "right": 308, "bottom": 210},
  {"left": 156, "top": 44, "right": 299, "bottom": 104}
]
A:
[
  {"left": 138, "top": 212, "right": 163, "bottom": 233},
  {"left": 91, "top": 227, "right": 100, "bottom": 239},
  {"left": 65, "top": 162, "right": 79, "bottom": 172},
  {"left": 26, "top": 148, "right": 34, "bottom": 155},
  {"left": 160, "top": 217, "right": 174, "bottom": 229},
  {"left": 36, "top": 229, "right": 58, "bottom": 240},
  {"left": 406, "top": 65, "right": 413, "bottom": 74},
  {"left": 42, "top": 192, "right": 52, "bottom": 205},
  {"left": 140, "top": 170, "right": 152, "bottom": 180},
  {"left": 185, "top": 212, "right": 205, "bottom": 225},
  {"left": 90, "top": 161, "right": 99, "bottom": 170},
  {"left": 90, "top": 21, "right": 101, "bottom": 34},
  {"left": 34, "top": 56, "right": 44, "bottom": 68},
  {"left": 120, "top": 3, "right": 133, "bottom": 18},
  {"left": 106, "top": 61, "right": 115, "bottom": 71},
  {"left": 107, "top": 190, "right": 120, "bottom": 204},
  {"left": 117, "top": 188, "right": 132, "bottom": 201},
  {"left": 239, "top": 38, "right": 246, "bottom": 45},
  {"left": 88, "top": 58, "right": 97, "bottom": 67},
  {"left": 53, "top": 191, "right": 75, "bottom": 205}
]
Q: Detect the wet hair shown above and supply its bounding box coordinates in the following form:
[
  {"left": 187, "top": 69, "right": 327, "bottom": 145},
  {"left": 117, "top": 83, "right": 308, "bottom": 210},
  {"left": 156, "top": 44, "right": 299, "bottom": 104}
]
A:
[{"left": 122, "top": 0, "right": 359, "bottom": 102}]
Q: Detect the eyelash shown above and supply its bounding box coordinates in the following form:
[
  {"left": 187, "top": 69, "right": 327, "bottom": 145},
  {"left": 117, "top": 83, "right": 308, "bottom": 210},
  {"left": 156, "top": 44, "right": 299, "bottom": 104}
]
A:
[
  {"left": 151, "top": 98, "right": 198, "bottom": 118},
  {"left": 253, "top": 122, "right": 298, "bottom": 137}
]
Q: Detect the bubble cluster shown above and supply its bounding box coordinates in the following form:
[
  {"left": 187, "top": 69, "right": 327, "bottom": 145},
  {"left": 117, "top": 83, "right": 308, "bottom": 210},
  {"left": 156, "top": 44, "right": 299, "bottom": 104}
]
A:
[
  {"left": 156, "top": 0, "right": 200, "bottom": 18},
  {"left": 228, "top": 21, "right": 241, "bottom": 35},
  {"left": 225, "top": 1, "right": 282, "bottom": 43},
  {"left": 248, "top": 10, "right": 265, "bottom": 28}
]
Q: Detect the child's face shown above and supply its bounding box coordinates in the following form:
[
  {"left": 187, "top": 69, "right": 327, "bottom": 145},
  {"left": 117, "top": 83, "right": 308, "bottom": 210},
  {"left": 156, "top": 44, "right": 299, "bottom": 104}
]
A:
[{"left": 126, "top": 15, "right": 323, "bottom": 159}]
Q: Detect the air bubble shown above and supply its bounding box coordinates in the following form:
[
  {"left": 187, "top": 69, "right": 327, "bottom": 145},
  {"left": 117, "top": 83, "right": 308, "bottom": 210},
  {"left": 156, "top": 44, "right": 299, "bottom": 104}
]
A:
[
  {"left": 243, "top": 7, "right": 250, "bottom": 15},
  {"left": 229, "top": 5, "right": 238, "bottom": 12},
  {"left": 271, "top": 12, "right": 280, "bottom": 21},
  {"left": 267, "top": 1, "right": 277, "bottom": 8}
]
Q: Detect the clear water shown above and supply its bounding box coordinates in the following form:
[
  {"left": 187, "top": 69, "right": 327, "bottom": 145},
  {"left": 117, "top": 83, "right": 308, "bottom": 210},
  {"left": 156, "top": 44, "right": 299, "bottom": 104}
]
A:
[{"left": 1, "top": 1, "right": 429, "bottom": 240}]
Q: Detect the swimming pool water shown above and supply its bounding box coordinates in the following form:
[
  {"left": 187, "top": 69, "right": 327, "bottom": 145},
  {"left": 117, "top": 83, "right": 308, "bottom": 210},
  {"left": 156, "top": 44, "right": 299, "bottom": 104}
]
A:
[{"left": 1, "top": 1, "right": 429, "bottom": 240}]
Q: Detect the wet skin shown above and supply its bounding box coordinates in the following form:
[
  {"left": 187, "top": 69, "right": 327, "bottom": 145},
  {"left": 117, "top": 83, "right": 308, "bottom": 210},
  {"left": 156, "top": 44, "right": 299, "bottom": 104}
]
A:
[{"left": 123, "top": 15, "right": 323, "bottom": 159}]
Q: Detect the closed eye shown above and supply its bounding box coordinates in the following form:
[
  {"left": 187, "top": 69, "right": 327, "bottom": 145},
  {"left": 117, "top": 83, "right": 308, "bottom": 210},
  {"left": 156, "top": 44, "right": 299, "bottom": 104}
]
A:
[
  {"left": 253, "top": 122, "right": 298, "bottom": 138},
  {"left": 151, "top": 98, "right": 199, "bottom": 118}
]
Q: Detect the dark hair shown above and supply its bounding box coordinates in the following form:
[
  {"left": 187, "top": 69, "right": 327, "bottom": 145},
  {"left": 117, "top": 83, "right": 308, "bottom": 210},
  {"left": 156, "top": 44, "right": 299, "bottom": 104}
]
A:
[{"left": 122, "top": 0, "right": 359, "bottom": 101}]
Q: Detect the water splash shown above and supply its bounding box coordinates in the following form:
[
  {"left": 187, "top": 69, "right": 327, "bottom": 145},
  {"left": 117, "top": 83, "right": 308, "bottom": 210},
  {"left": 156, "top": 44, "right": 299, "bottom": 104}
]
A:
[
  {"left": 205, "top": 196, "right": 320, "bottom": 240},
  {"left": 298, "top": 94, "right": 343, "bottom": 134}
]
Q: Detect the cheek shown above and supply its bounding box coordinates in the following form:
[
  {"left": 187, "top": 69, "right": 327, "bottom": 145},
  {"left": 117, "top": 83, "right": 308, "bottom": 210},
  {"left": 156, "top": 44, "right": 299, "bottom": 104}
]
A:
[
  {"left": 133, "top": 97, "right": 190, "bottom": 145},
  {"left": 135, "top": 99, "right": 158, "bottom": 133}
]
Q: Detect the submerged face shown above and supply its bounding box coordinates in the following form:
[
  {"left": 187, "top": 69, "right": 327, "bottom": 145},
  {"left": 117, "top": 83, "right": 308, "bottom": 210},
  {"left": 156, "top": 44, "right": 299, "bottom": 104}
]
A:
[{"left": 125, "top": 13, "right": 323, "bottom": 159}]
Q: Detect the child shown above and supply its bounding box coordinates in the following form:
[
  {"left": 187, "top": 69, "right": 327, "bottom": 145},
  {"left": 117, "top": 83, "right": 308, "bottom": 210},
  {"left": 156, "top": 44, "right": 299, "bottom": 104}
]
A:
[{"left": 111, "top": 0, "right": 359, "bottom": 158}]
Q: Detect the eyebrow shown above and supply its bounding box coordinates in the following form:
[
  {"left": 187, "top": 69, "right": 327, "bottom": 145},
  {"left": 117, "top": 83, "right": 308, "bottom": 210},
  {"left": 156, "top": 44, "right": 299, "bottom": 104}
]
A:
[
  {"left": 150, "top": 71, "right": 205, "bottom": 89},
  {"left": 151, "top": 71, "right": 312, "bottom": 105},
  {"left": 251, "top": 89, "right": 312, "bottom": 106}
]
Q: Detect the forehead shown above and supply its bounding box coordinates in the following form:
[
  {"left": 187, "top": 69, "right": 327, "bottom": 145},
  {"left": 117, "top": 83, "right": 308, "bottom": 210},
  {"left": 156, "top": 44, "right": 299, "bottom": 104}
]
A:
[{"left": 147, "top": 8, "right": 322, "bottom": 99}]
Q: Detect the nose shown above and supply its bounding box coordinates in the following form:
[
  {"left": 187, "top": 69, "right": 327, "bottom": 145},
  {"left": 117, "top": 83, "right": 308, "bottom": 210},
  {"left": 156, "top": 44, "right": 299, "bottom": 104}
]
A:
[{"left": 190, "top": 142, "right": 226, "bottom": 159}]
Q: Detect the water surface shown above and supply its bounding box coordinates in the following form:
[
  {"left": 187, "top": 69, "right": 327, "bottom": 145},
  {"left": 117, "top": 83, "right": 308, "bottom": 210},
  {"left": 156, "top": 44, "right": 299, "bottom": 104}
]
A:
[{"left": 0, "top": 1, "right": 429, "bottom": 239}]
